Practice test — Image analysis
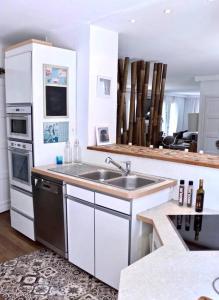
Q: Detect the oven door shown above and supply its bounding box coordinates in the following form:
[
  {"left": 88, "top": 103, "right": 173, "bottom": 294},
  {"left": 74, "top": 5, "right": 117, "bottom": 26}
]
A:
[
  {"left": 7, "top": 114, "right": 32, "bottom": 141},
  {"left": 8, "top": 147, "right": 33, "bottom": 192}
]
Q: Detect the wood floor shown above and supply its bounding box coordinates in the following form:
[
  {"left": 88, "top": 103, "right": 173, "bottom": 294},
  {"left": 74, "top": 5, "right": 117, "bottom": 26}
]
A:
[{"left": 0, "top": 211, "right": 43, "bottom": 263}]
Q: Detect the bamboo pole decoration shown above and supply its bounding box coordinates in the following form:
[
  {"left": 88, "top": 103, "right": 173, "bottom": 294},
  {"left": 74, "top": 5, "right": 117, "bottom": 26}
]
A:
[
  {"left": 118, "top": 59, "right": 124, "bottom": 88},
  {"left": 117, "top": 58, "right": 167, "bottom": 148},
  {"left": 152, "top": 63, "right": 163, "bottom": 146},
  {"left": 156, "top": 63, "right": 167, "bottom": 145},
  {"left": 141, "top": 61, "right": 150, "bottom": 146},
  {"left": 122, "top": 96, "right": 128, "bottom": 144},
  {"left": 116, "top": 59, "right": 124, "bottom": 143},
  {"left": 147, "top": 63, "right": 158, "bottom": 146},
  {"left": 117, "top": 57, "right": 129, "bottom": 144},
  {"left": 135, "top": 60, "right": 145, "bottom": 145},
  {"left": 128, "top": 62, "right": 137, "bottom": 145}
]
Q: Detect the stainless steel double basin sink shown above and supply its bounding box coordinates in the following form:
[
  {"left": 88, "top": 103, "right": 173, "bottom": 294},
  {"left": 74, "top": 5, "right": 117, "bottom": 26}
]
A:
[{"left": 79, "top": 169, "right": 161, "bottom": 191}]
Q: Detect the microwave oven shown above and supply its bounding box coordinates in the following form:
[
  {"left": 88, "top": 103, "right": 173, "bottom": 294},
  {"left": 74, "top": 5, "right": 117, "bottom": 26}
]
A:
[{"left": 6, "top": 105, "right": 32, "bottom": 141}]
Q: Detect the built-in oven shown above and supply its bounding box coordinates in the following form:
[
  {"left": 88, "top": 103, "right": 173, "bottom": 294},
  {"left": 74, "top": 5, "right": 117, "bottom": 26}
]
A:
[
  {"left": 8, "top": 140, "right": 33, "bottom": 192},
  {"left": 6, "top": 105, "right": 32, "bottom": 141}
]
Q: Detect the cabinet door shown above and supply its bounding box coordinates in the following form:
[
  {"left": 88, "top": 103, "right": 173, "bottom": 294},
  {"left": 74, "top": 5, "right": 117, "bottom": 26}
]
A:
[
  {"left": 151, "top": 228, "right": 162, "bottom": 252},
  {"left": 5, "top": 52, "right": 32, "bottom": 103},
  {"left": 95, "top": 208, "right": 129, "bottom": 289},
  {"left": 67, "top": 198, "right": 94, "bottom": 275}
]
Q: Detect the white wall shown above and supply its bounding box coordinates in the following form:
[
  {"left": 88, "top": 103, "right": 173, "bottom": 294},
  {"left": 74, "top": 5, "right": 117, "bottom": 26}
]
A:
[
  {"left": 69, "top": 25, "right": 219, "bottom": 211},
  {"left": 82, "top": 148, "right": 219, "bottom": 211},
  {"left": 0, "top": 42, "right": 10, "bottom": 212},
  {"left": 52, "top": 25, "right": 118, "bottom": 150},
  {"left": 198, "top": 78, "right": 219, "bottom": 153},
  {"left": 31, "top": 44, "right": 76, "bottom": 166},
  {"left": 88, "top": 25, "right": 118, "bottom": 146},
  {"left": 71, "top": 24, "right": 90, "bottom": 148}
]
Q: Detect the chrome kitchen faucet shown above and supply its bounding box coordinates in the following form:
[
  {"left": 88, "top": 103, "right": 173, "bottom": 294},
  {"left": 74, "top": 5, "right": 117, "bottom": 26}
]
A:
[{"left": 105, "top": 157, "right": 131, "bottom": 176}]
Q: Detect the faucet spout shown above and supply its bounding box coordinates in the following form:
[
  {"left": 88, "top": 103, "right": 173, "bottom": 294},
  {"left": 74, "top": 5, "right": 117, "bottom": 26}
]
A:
[{"left": 105, "top": 157, "right": 131, "bottom": 176}]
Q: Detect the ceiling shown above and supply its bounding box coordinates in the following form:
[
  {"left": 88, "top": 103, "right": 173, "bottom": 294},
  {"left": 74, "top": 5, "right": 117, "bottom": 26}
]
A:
[{"left": 1, "top": 0, "right": 219, "bottom": 93}]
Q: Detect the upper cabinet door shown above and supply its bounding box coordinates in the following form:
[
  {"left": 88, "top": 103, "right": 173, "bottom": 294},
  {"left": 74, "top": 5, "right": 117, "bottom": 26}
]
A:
[{"left": 5, "top": 52, "right": 32, "bottom": 104}]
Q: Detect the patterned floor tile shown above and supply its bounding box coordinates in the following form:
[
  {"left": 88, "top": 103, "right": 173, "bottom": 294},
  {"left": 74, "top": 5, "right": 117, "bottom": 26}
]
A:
[{"left": 0, "top": 249, "right": 118, "bottom": 300}]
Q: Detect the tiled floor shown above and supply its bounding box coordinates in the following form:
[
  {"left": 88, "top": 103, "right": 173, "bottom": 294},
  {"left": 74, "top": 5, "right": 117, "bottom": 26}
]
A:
[
  {"left": 0, "top": 249, "right": 118, "bottom": 300},
  {"left": 0, "top": 212, "right": 118, "bottom": 299}
]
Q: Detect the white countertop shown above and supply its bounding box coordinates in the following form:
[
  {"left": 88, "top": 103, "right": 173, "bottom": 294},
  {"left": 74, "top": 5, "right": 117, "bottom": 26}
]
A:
[{"left": 118, "top": 200, "right": 219, "bottom": 300}]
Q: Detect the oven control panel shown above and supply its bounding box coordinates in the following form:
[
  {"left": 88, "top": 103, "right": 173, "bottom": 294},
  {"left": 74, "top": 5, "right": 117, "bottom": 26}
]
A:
[
  {"left": 6, "top": 105, "right": 32, "bottom": 114},
  {"left": 8, "top": 140, "right": 32, "bottom": 151}
]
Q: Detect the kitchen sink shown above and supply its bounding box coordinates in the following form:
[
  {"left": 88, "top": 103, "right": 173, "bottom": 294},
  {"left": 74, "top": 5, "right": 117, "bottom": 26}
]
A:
[
  {"left": 80, "top": 169, "right": 123, "bottom": 182},
  {"left": 107, "top": 175, "right": 158, "bottom": 190}
]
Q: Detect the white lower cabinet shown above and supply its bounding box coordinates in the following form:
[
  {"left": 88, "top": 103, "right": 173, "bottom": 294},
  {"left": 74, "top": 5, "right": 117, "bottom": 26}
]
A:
[
  {"left": 10, "top": 187, "right": 34, "bottom": 218},
  {"left": 151, "top": 227, "right": 162, "bottom": 252},
  {"left": 67, "top": 190, "right": 130, "bottom": 290},
  {"left": 95, "top": 208, "right": 130, "bottom": 289},
  {"left": 67, "top": 198, "right": 95, "bottom": 275},
  {"left": 10, "top": 209, "right": 35, "bottom": 240}
]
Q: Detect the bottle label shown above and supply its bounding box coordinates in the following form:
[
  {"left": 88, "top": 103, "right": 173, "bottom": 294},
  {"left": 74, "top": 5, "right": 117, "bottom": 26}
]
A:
[
  {"left": 178, "top": 187, "right": 184, "bottom": 205},
  {"left": 196, "top": 194, "right": 204, "bottom": 211}
]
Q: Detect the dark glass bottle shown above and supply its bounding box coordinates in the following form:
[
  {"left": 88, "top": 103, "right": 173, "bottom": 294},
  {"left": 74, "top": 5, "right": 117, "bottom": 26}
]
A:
[
  {"left": 178, "top": 180, "right": 185, "bottom": 206},
  {"left": 195, "top": 179, "right": 205, "bottom": 212},
  {"left": 185, "top": 215, "right": 191, "bottom": 231},
  {"left": 177, "top": 215, "right": 183, "bottom": 230},
  {"left": 187, "top": 181, "right": 193, "bottom": 207},
  {"left": 193, "top": 215, "right": 203, "bottom": 241}
]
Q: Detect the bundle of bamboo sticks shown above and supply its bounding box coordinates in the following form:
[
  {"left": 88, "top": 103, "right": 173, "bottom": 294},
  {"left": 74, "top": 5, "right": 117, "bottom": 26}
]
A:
[
  {"left": 117, "top": 58, "right": 167, "bottom": 147},
  {"left": 147, "top": 63, "right": 167, "bottom": 147}
]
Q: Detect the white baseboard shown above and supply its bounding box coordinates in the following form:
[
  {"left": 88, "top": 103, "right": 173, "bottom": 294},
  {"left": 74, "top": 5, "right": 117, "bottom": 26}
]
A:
[{"left": 0, "top": 199, "right": 10, "bottom": 213}]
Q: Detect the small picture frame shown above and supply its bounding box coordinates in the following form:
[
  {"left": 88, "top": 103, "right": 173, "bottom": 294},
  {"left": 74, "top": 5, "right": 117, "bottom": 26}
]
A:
[
  {"left": 43, "top": 64, "right": 69, "bottom": 118},
  {"left": 43, "top": 121, "right": 69, "bottom": 144},
  {"left": 96, "top": 76, "right": 112, "bottom": 98},
  {"left": 96, "top": 125, "right": 111, "bottom": 146}
]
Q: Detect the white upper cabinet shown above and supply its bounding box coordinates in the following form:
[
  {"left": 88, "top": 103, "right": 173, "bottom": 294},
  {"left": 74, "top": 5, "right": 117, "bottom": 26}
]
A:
[{"left": 5, "top": 52, "right": 32, "bottom": 104}]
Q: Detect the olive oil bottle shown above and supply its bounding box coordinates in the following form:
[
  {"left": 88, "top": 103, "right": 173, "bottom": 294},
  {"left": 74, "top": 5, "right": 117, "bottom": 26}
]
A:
[
  {"left": 194, "top": 215, "right": 203, "bottom": 240},
  {"left": 195, "top": 179, "right": 205, "bottom": 212}
]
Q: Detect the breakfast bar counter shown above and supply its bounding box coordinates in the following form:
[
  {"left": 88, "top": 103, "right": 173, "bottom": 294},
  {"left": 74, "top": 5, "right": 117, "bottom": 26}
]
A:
[{"left": 118, "top": 200, "right": 219, "bottom": 300}]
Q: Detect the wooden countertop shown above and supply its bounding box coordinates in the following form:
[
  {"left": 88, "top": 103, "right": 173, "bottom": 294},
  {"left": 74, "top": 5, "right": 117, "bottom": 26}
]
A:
[
  {"left": 87, "top": 144, "right": 219, "bottom": 169},
  {"left": 5, "top": 39, "right": 52, "bottom": 51},
  {"left": 32, "top": 164, "right": 176, "bottom": 200}
]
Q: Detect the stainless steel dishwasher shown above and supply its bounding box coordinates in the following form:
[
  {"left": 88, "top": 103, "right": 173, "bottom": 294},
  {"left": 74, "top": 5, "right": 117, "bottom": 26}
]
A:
[{"left": 32, "top": 175, "right": 68, "bottom": 258}]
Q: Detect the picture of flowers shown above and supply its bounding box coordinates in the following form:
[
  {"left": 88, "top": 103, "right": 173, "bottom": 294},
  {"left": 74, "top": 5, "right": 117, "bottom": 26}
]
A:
[{"left": 45, "top": 65, "right": 68, "bottom": 86}]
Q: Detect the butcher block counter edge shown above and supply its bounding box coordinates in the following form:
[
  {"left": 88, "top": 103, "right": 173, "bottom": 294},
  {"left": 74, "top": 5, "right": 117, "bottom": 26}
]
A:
[{"left": 32, "top": 164, "right": 176, "bottom": 200}]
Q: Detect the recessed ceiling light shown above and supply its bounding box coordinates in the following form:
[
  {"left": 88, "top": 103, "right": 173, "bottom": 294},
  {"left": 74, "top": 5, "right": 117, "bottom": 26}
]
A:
[
  {"left": 130, "top": 19, "right": 136, "bottom": 24},
  {"left": 163, "top": 8, "right": 171, "bottom": 14}
]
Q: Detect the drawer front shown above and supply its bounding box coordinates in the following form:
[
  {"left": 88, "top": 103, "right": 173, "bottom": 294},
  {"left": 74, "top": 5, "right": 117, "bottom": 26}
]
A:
[
  {"left": 67, "top": 185, "right": 94, "bottom": 203},
  {"left": 95, "top": 193, "right": 130, "bottom": 215},
  {"left": 10, "top": 209, "right": 35, "bottom": 240},
  {"left": 11, "top": 188, "right": 34, "bottom": 218}
]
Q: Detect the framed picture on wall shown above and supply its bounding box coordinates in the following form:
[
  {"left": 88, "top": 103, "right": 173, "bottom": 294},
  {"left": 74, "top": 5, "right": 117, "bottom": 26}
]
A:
[
  {"left": 44, "top": 65, "right": 69, "bottom": 118},
  {"left": 96, "top": 76, "right": 112, "bottom": 98},
  {"left": 43, "top": 121, "right": 69, "bottom": 143},
  {"left": 96, "top": 125, "right": 112, "bottom": 145}
]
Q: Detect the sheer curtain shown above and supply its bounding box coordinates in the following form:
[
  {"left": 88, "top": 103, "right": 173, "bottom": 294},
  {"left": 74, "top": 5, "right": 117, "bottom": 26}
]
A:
[{"left": 162, "top": 95, "right": 200, "bottom": 136}]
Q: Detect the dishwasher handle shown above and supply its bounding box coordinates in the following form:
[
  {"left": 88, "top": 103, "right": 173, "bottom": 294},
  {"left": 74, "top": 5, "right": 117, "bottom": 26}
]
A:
[{"left": 36, "top": 180, "right": 61, "bottom": 195}]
